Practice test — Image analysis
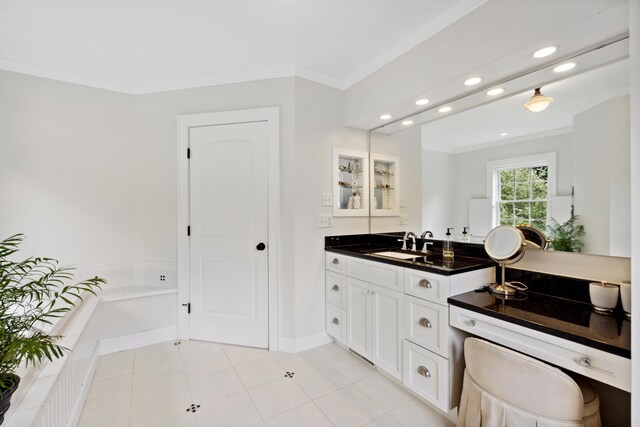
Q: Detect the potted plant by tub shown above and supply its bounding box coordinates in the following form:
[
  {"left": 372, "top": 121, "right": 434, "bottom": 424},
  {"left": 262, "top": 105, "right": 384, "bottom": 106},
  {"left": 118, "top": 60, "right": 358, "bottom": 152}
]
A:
[{"left": 0, "top": 234, "right": 104, "bottom": 424}]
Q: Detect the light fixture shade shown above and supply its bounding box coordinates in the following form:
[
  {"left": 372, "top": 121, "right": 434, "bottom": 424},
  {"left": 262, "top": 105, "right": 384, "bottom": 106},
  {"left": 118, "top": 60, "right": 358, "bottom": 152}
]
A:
[{"left": 524, "top": 88, "right": 553, "bottom": 112}]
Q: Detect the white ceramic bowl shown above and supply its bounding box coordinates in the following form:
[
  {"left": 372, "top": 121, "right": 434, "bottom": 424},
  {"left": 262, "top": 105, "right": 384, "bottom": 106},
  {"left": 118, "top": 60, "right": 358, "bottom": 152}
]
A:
[
  {"left": 589, "top": 282, "right": 619, "bottom": 312},
  {"left": 619, "top": 281, "right": 631, "bottom": 317}
]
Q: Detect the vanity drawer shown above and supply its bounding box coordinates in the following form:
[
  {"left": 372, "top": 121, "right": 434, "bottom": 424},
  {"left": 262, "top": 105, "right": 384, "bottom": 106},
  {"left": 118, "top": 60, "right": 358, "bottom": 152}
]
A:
[
  {"left": 405, "top": 295, "right": 449, "bottom": 358},
  {"left": 326, "top": 272, "right": 347, "bottom": 309},
  {"left": 326, "top": 303, "right": 347, "bottom": 345},
  {"left": 326, "top": 253, "right": 346, "bottom": 274},
  {"left": 404, "top": 269, "right": 449, "bottom": 305},
  {"left": 347, "top": 257, "right": 404, "bottom": 291},
  {"left": 403, "top": 340, "right": 450, "bottom": 412}
]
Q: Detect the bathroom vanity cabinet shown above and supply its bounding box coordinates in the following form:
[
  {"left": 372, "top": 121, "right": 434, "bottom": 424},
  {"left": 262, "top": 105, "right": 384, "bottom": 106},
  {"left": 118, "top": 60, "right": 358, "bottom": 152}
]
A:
[{"left": 325, "top": 250, "right": 494, "bottom": 412}]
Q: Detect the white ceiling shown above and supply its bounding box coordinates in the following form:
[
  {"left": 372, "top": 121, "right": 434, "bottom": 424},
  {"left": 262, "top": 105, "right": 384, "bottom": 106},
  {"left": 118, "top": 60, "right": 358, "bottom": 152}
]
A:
[
  {"left": 420, "top": 58, "right": 629, "bottom": 153},
  {"left": 0, "top": 0, "right": 486, "bottom": 93}
]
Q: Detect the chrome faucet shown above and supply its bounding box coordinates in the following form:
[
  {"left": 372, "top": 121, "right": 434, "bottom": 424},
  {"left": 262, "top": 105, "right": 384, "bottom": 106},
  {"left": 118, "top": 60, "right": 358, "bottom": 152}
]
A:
[
  {"left": 421, "top": 230, "right": 434, "bottom": 238},
  {"left": 406, "top": 232, "right": 418, "bottom": 251},
  {"left": 421, "top": 241, "right": 434, "bottom": 254}
]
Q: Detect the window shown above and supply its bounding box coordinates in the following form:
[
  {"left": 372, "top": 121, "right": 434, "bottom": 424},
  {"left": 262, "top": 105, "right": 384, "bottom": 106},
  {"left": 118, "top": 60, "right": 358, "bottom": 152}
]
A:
[
  {"left": 487, "top": 153, "right": 556, "bottom": 231},
  {"left": 496, "top": 165, "right": 548, "bottom": 230}
]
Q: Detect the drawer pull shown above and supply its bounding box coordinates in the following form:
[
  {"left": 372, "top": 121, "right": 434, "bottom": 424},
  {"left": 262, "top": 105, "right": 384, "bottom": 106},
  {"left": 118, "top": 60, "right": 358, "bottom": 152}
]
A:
[
  {"left": 578, "top": 357, "right": 591, "bottom": 367},
  {"left": 418, "top": 317, "right": 432, "bottom": 328},
  {"left": 332, "top": 258, "right": 340, "bottom": 265},
  {"left": 466, "top": 319, "right": 476, "bottom": 327},
  {"left": 332, "top": 285, "right": 340, "bottom": 291},
  {"left": 417, "top": 366, "right": 431, "bottom": 378},
  {"left": 418, "top": 279, "right": 432, "bottom": 289},
  {"left": 332, "top": 318, "right": 340, "bottom": 325}
]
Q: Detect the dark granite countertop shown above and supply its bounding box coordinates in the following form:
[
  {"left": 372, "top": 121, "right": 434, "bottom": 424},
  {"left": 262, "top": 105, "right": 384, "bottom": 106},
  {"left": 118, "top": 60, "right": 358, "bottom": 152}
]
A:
[
  {"left": 448, "top": 289, "right": 631, "bottom": 358},
  {"left": 325, "top": 233, "right": 495, "bottom": 276}
]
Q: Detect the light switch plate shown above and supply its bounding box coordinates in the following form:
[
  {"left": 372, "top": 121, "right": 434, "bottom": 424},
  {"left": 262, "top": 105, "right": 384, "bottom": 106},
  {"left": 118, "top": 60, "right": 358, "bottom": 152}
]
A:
[
  {"left": 400, "top": 195, "right": 407, "bottom": 207},
  {"left": 321, "top": 193, "right": 333, "bottom": 206},
  {"left": 399, "top": 214, "right": 409, "bottom": 225},
  {"left": 318, "top": 214, "right": 333, "bottom": 228}
]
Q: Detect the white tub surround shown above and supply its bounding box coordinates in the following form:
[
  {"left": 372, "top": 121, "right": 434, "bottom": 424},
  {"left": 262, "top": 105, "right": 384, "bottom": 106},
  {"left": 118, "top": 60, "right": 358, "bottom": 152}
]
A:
[{"left": 4, "top": 286, "right": 177, "bottom": 427}]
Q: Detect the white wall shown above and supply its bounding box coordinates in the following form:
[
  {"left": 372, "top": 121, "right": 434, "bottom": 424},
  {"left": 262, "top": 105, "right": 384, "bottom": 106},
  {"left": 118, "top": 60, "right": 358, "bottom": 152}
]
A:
[
  {"left": 292, "top": 78, "right": 368, "bottom": 341},
  {"left": 572, "top": 96, "right": 630, "bottom": 256},
  {"left": 369, "top": 127, "right": 422, "bottom": 235},
  {"left": 421, "top": 149, "right": 454, "bottom": 240},
  {"left": 449, "top": 132, "right": 574, "bottom": 235},
  {"left": 0, "top": 70, "right": 364, "bottom": 346},
  {"left": 0, "top": 70, "right": 136, "bottom": 266},
  {"left": 628, "top": 2, "right": 639, "bottom": 424}
]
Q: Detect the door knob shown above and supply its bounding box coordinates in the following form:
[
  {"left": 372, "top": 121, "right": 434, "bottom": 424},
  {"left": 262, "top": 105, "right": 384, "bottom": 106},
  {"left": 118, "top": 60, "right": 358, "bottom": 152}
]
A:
[{"left": 256, "top": 242, "right": 266, "bottom": 251}]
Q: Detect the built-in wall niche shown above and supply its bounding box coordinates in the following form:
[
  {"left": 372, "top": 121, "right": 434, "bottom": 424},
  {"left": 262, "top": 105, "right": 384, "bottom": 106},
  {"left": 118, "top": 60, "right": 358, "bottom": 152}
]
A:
[
  {"left": 370, "top": 154, "right": 399, "bottom": 216},
  {"left": 332, "top": 147, "right": 369, "bottom": 216}
]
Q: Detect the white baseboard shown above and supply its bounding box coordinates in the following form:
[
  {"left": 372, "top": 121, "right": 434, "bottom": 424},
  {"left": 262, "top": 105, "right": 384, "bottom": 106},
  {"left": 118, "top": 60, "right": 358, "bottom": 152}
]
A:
[
  {"left": 278, "top": 332, "right": 333, "bottom": 353},
  {"left": 99, "top": 326, "right": 178, "bottom": 355},
  {"left": 65, "top": 345, "right": 100, "bottom": 427}
]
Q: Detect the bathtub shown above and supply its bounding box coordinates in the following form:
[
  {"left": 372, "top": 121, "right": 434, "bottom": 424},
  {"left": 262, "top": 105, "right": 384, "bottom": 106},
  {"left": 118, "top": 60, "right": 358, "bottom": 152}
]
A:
[{"left": 5, "top": 285, "right": 177, "bottom": 427}]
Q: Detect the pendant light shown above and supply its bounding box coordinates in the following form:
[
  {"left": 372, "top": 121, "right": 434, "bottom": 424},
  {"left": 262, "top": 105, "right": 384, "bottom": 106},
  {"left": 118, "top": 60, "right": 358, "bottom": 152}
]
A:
[{"left": 524, "top": 87, "right": 553, "bottom": 112}]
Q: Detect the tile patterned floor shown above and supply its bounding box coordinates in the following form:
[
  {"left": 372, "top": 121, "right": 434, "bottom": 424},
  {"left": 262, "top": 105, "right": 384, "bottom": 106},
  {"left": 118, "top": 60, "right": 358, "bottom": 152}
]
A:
[{"left": 79, "top": 341, "right": 455, "bottom": 427}]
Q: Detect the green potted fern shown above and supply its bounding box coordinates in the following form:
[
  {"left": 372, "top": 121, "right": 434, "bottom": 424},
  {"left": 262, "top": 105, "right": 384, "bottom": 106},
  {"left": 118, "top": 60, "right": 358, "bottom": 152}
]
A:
[
  {"left": 547, "top": 214, "right": 585, "bottom": 253},
  {"left": 0, "top": 234, "right": 104, "bottom": 424}
]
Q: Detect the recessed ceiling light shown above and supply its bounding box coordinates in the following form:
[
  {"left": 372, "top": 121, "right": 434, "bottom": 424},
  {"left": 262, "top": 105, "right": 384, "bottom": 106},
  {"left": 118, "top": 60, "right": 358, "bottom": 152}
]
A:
[
  {"left": 553, "top": 62, "right": 576, "bottom": 73},
  {"left": 486, "top": 88, "right": 504, "bottom": 96},
  {"left": 415, "top": 98, "right": 430, "bottom": 106},
  {"left": 533, "top": 46, "right": 557, "bottom": 58},
  {"left": 402, "top": 120, "right": 414, "bottom": 126},
  {"left": 500, "top": 132, "right": 509, "bottom": 136},
  {"left": 438, "top": 106, "right": 452, "bottom": 113},
  {"left": 380, "top": 114, "right": 391, "bottom": 120},
  {"left": 464, "top": 77, "right": 482, "bottom": 86}
]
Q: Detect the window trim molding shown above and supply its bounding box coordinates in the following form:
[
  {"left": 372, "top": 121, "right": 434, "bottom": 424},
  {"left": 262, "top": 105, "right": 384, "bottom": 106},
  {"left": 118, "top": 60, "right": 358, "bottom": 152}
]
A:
[{"left": 486, "top": 152, "right": 557, "bottom": 227}]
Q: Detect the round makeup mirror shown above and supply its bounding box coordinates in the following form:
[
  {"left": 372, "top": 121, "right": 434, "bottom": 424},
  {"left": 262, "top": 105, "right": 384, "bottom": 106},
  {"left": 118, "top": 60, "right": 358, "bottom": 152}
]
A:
[
  {"left": 484, "top": 226, "right": 528, "bottom": 296},
  {"left": 516, "top": 224, "right": 548, "bottom": 250}
]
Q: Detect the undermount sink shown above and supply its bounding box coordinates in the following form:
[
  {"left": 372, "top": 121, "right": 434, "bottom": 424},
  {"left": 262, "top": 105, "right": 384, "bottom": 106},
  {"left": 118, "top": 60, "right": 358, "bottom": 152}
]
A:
[{"left": 371, "top": 251, "right": 423, "bottom": 260}]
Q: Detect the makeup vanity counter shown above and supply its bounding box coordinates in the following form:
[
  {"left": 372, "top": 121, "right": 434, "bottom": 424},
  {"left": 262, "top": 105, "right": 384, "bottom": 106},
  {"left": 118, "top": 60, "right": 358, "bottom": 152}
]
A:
[{"left": 448, "top": 271, "right": 631, "bottom": 392}]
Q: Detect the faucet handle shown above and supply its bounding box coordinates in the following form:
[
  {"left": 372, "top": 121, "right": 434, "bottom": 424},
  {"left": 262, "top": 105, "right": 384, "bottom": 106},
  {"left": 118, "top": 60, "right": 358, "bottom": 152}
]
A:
[
  {"left": 397, "top": 238, "right": 408, "bottom": 250},
  {"left": 422, "top": 241, "right": 434, "bottom": 254}
]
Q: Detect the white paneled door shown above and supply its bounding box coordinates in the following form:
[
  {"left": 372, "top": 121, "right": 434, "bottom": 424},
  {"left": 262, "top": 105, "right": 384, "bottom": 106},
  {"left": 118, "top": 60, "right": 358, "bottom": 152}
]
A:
[{"left": 189, "top": 121, "right": 269, "bottom": 348}]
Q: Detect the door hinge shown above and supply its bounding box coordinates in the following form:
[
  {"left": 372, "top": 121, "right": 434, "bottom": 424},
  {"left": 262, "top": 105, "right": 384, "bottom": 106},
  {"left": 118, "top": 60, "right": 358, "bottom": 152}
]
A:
[
  {"left": 187, "top": 148, "right": 191, "bottom": 159},
  {"left": 182, "top": 303, "right": 191, "bottom": 314},
  {"left": 187, "top": 225, "right": 191, "bottom": 236}
]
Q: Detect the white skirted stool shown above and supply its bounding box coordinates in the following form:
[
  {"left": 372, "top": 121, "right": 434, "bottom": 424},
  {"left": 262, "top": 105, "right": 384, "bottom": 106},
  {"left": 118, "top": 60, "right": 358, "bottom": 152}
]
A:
[{"left": 457, "top": 338, "right": 601, "bottom": 427}]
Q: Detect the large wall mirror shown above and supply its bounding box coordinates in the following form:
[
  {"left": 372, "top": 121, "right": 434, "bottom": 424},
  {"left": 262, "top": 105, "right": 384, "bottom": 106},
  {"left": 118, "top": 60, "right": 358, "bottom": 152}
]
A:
[{"left": 369, "top": 36, "right": 630, "bottom": 258}]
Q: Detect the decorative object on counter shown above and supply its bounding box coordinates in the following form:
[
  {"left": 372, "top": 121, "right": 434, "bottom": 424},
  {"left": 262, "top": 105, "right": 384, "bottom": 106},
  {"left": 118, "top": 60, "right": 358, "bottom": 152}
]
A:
[
  {"left": 589, "top": 282, "right": 619, "bottom": 314},
  {"left": 0, "top": 234, "right": 105, "bottom": 425},
  {"left": 443, "top": 228, "right": 454, "bottom": 259},
  {"left": 460, "top": 227, "right": 470, "bottom": 242},
  {"left": 484, "top": 225, "right": 528, "bottom": 296},
  {"left": 547, "top": 214, "right": 585, "bottom": 253},
  {"left": 619, "top": 280, "right": 631, "bottom": 319},
  {"left": 516, "top": 224, "right": 548, "bottom": 249}
]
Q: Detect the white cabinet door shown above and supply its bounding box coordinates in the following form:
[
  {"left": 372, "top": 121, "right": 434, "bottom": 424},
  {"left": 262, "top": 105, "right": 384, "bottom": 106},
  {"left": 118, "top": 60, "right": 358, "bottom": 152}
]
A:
[
  {"left": 347, "top": 278, "right": 371, "bottom": 358},
  {"left": 371, "top": 285, "right": 404, "bottom": 380}
]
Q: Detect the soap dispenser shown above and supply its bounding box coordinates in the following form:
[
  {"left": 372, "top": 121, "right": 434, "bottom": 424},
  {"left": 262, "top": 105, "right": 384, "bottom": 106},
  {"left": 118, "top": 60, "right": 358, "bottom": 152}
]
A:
[
  {"left": 443, "top": 228, "right": 454, "bottom": 259},
  {"left": 460, "top": 227, "right": 470, "bottom": 242}
]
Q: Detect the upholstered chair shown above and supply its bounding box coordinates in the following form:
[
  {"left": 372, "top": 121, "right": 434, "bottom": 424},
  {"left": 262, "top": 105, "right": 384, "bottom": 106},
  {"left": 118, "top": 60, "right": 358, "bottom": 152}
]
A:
[{"left": 457, "top": 338, "right": 601, "bottom": 427}]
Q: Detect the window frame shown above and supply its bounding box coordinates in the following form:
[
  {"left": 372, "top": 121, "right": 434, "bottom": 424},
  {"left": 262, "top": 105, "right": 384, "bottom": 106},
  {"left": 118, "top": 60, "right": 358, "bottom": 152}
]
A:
[{"left": 486, "top": 152, "right": 557, "bottom": 229}]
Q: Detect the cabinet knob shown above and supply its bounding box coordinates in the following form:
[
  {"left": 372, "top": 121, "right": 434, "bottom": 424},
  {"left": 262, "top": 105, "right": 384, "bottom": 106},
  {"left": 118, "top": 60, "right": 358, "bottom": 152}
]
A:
[
  {"left": 418, "top": 317, "right": 432, "bottom": 328},
  {"left": 332, "top": 285, "right": 340, "bottom": 291},
  {"left": 417, "top": 366, "right": 431, "bottom": 378},
  {"left": 418, "top": 279, "right": 432, "bottom": 289},
  {"left": 578, "top": 356, "right": 591, "bottom": 367},
  {"left": 332, "top": 258, "right": 340, "bottom": 265},
  {"left": 332, "top": 318, "right": 340, "bottom": 325},
  {"left": 466, "top": 319, "right": 476, "bottom": 327}
]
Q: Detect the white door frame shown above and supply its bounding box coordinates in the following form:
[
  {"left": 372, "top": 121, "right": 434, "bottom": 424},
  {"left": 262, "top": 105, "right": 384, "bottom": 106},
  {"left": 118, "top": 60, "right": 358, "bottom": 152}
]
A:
[{"left": 177, "top": 107, "right": 280, "bottom": 351}]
